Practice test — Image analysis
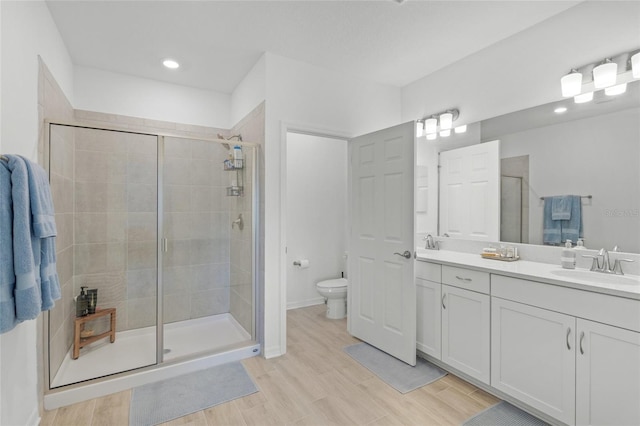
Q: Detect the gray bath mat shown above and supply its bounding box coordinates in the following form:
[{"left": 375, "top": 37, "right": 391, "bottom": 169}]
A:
[
  {"left": 344, "top": 342, "right": 446, "bottom": 393},
  {"left": 129, "top": 361, "right": 258, "bottom": 426},
  {"left": 463, "top": 401, "right": 549, "bottom": 426}
]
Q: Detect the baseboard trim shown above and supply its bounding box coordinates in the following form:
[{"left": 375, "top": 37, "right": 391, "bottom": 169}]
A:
[{"left": 286, "top": 297, "right": 325, "bottom": 310}]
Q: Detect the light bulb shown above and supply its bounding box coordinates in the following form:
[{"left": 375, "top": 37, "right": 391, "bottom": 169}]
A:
[
  {"left": 439, "top": 129, "right": 451, "bottom": 137},
  {"left": 425, "top": 118, "right": 437, "bottom": 134},
  {"left": 426, "top": 133, "right": 437, "bottom": 140},
  {"left": 632, "top": 52, "right": 640, "bottom": 79},
  {"left": 439, "top": 112, "right": 453, "bottom": 130},
  {"left": 574, "top": 92, "right": 593, "bottom": 104},
  {"left": 560, "top": 70, "right": 582, "bottom": 97},
  {"left": 416, "top": 121, "right": 424, "bottom": 137},
  {"left": 163, "top": 59, "right": 180, "bottom": 69},
  {"left": 454, "top": 125, "right": 467, "bottom": 134},
  {"left": 592, "top": 60, "right": 617, "bottom": 89},
  {"left": 605, "top": 83, "right": 627, "bottom": 96}
]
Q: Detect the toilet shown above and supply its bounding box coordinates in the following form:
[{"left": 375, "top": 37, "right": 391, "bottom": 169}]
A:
[{"left": 316, "top": 278, "right": 348, "bottom": 319}]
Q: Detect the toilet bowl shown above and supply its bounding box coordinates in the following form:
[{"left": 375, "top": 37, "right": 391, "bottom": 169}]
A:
[{"left": 316, "top": 278, "right": 348, "bottom": 319}]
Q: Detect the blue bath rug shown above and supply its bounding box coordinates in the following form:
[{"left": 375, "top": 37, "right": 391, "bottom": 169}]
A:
[
  {"left": 344, "top": 342, "right": 447, "bottom": 393},
  {"left": 462, "top": 401, "right": 549, "bottom": 426},
  {"left": 129, "top": 361, "right": 258, "bottom": 426}
]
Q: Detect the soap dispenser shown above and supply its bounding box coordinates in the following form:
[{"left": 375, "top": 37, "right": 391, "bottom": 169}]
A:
[
  {"left": 76, "top": 286, "right": 89, "bottom": 317},
  {"left": 561, "top": 240, "right": 576, "bottom": 269},
  {"left": 575, "top": 239, "right": 587, "bottom": 250}
]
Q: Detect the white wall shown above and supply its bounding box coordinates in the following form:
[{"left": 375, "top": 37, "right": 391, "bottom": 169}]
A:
[
  {"left": 230, "top": 54, "right": 266, "bottom": 127},
  {"left": 0, "top": 2, "right": 74, "bottom": 425},
  {"left": 74, "top": 66, "right": 231, "bottom": 128},
  {"left": 500, "top": 107, "right": 640, "bottom": 252},
  {"left": 286, "top": 133, "right": 347, "bottom": 309},
  {"left": 401, "top": 1, "right": 640, "bottom": 127},
  {"left": 262, "top": 52, "right": 402, "bottom": 358}
]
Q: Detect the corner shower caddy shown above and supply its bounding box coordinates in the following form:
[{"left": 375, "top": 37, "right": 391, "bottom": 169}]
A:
[{"left": 224, "top": 158, "right": 244, "bottom": 196}]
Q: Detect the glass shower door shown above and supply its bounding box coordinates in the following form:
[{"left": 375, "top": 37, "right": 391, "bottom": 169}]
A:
[
  {"left": 48, "top": 125, "right": 158, "bottom": 388},
  {"left": 161, "top": 136, "right": 255, "bottom": 361}
]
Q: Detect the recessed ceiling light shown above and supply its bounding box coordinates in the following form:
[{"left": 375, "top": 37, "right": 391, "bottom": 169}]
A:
[
  {"left": 554, "top": 106, "right": 568, "bottom": 114},
  {"left": 163, "top": 59, "right": 180, "bottom": 69}
]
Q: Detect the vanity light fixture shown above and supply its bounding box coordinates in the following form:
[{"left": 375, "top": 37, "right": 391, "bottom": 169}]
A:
[
  {"left": 454, "top": 125, "right": 467, "bottom": 134},
  {"left": 561, "top": 69, "right": 582, "bottom": 97},
  {"left": 163, "top": 59, "right": 180, "bottom": 69},
  {"left": 554, "top": 106, "right": 568, "bottom": 114},
  {"left": 417, "top": 108, "right": 459, "bottom": 141},
  {"left": 416, "top": 121, "right": 424, "bottom": 137},
  {"left": 574, "top": 92, "right": 594, "bottom": 104},
  {"left": 592, "top": 58, "right": 617, "bottom": 89},
  {"left": 605, "top": 83, "right": 627, "bottom": 96},
  {"left": 559, "top": 48, "right": 640, "bottom": 101},
  {"left": 632, "top": 52, "right": 640, "bottom": 78}
]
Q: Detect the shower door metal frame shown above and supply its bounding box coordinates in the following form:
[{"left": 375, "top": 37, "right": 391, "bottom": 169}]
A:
[{"left": 43, "top": 120, "right": 261, "bottom": 393}]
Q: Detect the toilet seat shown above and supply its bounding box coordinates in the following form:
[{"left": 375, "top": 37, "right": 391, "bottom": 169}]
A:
[{"left": 317, "top": 278, "right": 347, "bottom": 289}]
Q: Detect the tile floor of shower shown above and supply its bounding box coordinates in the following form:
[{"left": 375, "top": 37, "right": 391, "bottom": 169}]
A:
[{"left": 51, "top": 313, "right": 251, "bottom": 388}]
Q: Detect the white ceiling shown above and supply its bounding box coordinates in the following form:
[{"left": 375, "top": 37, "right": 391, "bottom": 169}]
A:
[{"left": 46, "top": 1, "right": 580, "bottom": 94}]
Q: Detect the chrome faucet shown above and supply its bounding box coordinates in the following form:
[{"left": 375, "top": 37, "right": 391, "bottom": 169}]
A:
[
  {"left": 423, "top": 234, "right": 439, "bottom": 250},
  {"left": 582, "top": 247, "right": 634, "bottom": 275}
]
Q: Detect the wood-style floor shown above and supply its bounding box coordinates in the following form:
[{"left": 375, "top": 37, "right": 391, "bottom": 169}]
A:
[{"left": 41, "top": 305, "right": 500, "bottom": 425}]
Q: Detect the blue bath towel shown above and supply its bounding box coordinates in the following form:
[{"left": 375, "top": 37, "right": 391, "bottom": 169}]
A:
[
  {"left": 0, "top": 160, "right": 18, "bottom": 333},
  {"left": 561, "top": 195, "right": 583, "bottom": 244},
  {"left": 543, "top": 195, "right": 583, "bottom": 245},
  {"left": 4, "top": 155, "right": 42, "bottom": 324},
  {"left": 20, "top": 156, "right": 60, "bottom": 308}
]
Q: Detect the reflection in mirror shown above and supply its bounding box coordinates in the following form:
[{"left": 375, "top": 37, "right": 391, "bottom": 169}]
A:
[{"left": 483, "top": 80, "right": 640, "bottom": 253}]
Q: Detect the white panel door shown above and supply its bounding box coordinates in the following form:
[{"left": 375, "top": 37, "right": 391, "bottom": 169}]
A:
[
  {"left": 439, "top": 140, "right": 500, "bottom": 240},
  {"left": 576, "top": 319, "right": 640, "bottom": 426},
  {"left": 349, "top": 122, "right": 416, "bottom": 366},
  {"left": 491, "top": 297, "right": 576, "bottom": 425},
  {"left": 441, "top": 285, "right": 491, "bottom": 384}
]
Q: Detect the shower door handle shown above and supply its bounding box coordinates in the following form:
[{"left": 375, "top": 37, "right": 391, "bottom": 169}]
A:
[{"left": 162, "top": 238, "right": 168, "bottom": 252}]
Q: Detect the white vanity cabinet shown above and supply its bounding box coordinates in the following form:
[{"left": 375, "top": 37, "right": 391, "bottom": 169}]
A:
[
  {"left": 441, "top": 266, "right": 491, "bottom": 384},
  {"left": 491, "top": 297, "right": 576, "bottom": 425},
  {"left": 492, "top": 274, "right": 640, "bottom": 426},
  {"left": 576, "top": 318, "right": 640, "bottom": 426},
  {"left": 416, "top": 261, "right": 441, "bottom": 359}
]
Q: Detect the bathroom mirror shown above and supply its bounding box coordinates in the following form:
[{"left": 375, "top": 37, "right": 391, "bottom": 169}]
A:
[{"left": 440, "top": 80, "right": 640, "bottom": 253}]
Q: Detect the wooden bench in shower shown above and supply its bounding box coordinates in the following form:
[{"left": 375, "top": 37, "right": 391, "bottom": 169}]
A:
[{"left": 73, "top": 308, "right": 116, "bottom": 359}]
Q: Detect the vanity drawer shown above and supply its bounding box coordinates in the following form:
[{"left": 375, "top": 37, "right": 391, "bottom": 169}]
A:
[
  {"left": 492, "top": 274, "right": 640, "bottom": 333},
  {"left": 416, "top": 261, "right": 441, "bottom": 282},
  {"left": 442, "top": 265, "right": 490, "bottom": 294}
]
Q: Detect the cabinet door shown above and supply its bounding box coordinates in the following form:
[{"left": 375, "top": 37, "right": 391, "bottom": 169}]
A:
[
  {"left": 576, "top": 319, "right": 640, "bottom": 426},
  {"left": 416, "top": 278, "right": 441, "bottom": 359},
  {"left": 491, "top": 297, "right": 576, "bottom": 425},
  {"left": 441, "top": 285, "right": 490, "bottom": 384}
]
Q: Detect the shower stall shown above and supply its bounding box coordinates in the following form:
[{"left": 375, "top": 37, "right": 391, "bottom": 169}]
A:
[{"left": 44, "top": 123, "right": 259, "bottom": 401}]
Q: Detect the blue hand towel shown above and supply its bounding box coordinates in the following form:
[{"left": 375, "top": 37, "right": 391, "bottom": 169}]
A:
[
  {"left": 19, "top": 155, "right": 57, "bottom": 238},
  {"left": 543, "top": 197, "right": 562, "bottom": 245},
  {"left": 0, "top": 161, "right": 18, "bottom": 333},
  {"left": 551, "top": 195, "right": 572, "bottom": 220},
  {"left": 19, "top": 156, "right": 60, "bottom": 308},
  {"left": 5, "top": 155, "right": 42, "bottom": 323}
]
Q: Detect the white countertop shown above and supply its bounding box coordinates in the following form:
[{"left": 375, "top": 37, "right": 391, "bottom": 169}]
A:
[{"left": 416, "top": 249, "right": 640, "bottom": 300}]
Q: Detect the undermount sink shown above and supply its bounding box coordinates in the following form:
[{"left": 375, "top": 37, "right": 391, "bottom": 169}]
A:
[{"left": 551, "top": 269, "right": 640, "bottom": 286}]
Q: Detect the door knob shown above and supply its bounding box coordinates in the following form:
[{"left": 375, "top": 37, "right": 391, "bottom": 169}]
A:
[{"left": 393, "top": 250, "right": 411, "bottom": 259}]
